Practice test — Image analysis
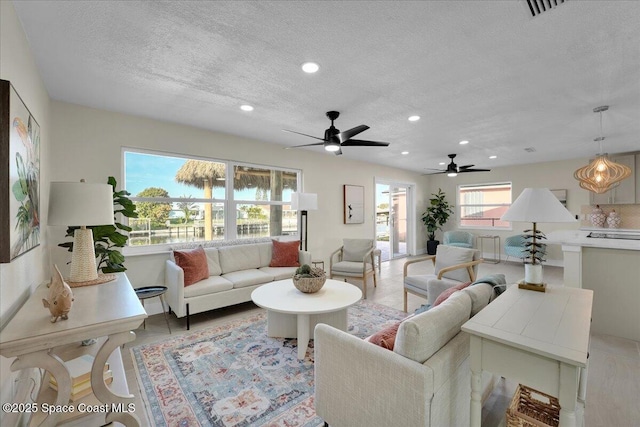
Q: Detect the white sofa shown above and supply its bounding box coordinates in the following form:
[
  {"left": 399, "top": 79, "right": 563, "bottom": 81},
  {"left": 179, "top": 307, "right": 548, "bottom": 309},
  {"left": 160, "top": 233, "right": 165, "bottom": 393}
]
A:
[
  {"left": 165, "top": 241, "right": 311, "bottom": 329},
  {"left": 314, "top": 283, "right": 497, "bottom": 427}
]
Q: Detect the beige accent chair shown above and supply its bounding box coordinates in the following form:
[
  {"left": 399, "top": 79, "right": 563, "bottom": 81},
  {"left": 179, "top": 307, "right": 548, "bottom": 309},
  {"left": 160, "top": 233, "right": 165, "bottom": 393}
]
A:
[
  {"left": 330, "top": 238, "right": 377, "bottom": 299},
  {"left": 403, "top": 245, "right": 482, "bottom": 312}
]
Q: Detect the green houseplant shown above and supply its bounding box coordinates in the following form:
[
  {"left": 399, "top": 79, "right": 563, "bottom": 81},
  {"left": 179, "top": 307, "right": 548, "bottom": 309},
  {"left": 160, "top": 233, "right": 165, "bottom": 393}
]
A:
[
  {"left": 59, "top": 176, "right": 138, "bottom": 273},
  {"left": 421, "top": 188, "right": 454, "bottom": 255}
]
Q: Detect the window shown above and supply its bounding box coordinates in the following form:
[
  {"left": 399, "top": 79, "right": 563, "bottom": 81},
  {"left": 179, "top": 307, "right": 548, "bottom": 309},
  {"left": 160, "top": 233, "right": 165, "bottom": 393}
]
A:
[
  {"left": 458, "top": 183, "right": 512, "bottom": 229},
  {"left": 123, "top": 149, "right": 300, "bottom": 247}
]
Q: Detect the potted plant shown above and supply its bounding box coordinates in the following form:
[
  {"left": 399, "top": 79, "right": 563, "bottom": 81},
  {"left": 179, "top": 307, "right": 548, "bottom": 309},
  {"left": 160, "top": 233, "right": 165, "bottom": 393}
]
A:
[
  {"left": 59, "top": 176, "right": 138, "bottom": 273},
  {"left": 421, "top": 188, "right": 454, "bottom": 255}
]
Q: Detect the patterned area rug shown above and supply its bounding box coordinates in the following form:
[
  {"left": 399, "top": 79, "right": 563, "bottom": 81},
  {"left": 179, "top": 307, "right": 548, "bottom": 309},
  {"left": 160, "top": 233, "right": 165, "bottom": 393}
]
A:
[{"left": 131, "top": 300, "right": 406, "bottom": 427}]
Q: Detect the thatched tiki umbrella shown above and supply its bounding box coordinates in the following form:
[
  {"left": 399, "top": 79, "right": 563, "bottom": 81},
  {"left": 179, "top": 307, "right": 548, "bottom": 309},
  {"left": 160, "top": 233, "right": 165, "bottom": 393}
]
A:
[
  {"left": 175, "top": 161, "right": 297, "bottom": 239},
  {"left": 175, "top": 161, "right": 225, "bottom": 240}
]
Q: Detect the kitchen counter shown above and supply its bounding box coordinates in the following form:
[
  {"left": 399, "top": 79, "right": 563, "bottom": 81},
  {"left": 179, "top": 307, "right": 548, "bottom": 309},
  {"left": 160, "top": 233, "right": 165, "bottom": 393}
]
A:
[
  {"left": 547, "top": 229, "right": 640, "bottom": 341},
  {"left": 546, "top": 229, "right": 640, "bottom": 251}
]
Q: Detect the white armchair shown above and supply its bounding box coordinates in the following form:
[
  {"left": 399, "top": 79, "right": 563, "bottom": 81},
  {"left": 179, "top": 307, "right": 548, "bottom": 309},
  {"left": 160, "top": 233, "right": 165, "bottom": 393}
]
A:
[
  {"left": 329, "top": 238, "right": 377, "bottom": 299},
  {"left": 403, "top": 245, "right": 482, "bottom": 312}
]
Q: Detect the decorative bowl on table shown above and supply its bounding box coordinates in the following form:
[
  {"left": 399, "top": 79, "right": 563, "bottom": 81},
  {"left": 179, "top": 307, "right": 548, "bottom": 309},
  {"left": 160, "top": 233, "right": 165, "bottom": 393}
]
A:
[{"left": 292, "top": 265, "right": 326, "bottom": 293}]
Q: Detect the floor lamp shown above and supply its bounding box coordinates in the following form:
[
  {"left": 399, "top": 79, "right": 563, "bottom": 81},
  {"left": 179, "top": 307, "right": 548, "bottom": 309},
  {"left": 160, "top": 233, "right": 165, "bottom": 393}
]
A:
[
  {"left": 291, "top": 192, "right": 318, "bottom": 251},
  {"left": 48, "top": 180, "right": 115, "bottom": 284}
]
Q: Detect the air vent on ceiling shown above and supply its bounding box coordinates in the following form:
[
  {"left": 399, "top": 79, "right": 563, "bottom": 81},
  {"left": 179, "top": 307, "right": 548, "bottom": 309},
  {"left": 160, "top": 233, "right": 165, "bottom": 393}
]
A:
[
  {"left": 524, "top": 0, "right": 566, "bottom": 18},
  {"left": 524, "top": 147, "right": 536, "bottom": 153}
]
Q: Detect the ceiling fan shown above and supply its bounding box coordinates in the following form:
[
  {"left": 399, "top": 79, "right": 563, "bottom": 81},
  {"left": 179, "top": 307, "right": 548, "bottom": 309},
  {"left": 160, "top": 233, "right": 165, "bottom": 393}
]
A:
[
  {"left": 425, "top": 154, "right": 491, "bottom": 177},
  {"left": 283, "top": 111, "right": 390, "bottom": 155}
]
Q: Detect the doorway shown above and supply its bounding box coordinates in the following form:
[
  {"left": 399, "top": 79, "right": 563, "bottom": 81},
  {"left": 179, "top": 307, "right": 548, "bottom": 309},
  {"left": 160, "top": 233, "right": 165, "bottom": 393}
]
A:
[{"left": 375, "top": 181, "right": 412, "bottom": 262}]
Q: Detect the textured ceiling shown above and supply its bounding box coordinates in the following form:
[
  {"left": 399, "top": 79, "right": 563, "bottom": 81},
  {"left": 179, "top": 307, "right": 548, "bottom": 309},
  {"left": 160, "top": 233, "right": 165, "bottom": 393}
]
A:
[{"left": 12, "top": 0, "right": 640, "bottom": 173}]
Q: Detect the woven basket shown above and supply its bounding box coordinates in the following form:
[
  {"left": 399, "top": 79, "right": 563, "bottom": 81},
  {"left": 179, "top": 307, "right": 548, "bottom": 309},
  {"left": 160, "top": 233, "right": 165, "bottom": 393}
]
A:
[
  {"left": 292, "top": 274, "right": 326, "bottom": 293},
  {"left": 506, "top": 384, "right": 560, "bottom": 427}
]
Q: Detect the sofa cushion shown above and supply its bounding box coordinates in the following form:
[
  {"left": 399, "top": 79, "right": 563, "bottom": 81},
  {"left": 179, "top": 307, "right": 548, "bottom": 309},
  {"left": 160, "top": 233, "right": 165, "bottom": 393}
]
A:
[
  {"left": 432, "top": 281, "right": 472, "bottom": 307},
  {"left": 222, "top": 269, "right": 273, "bottom": 288},
  {"left": 269, "top": 240, "right": 301, "bottom": 267},
  {"left": 331, "top": 261, "right": 374, "bottom": 275},
  {"left": 342, "top": 239, "right": 372, "bottom": 262},
  {"left": 258, "top": 266, "right": 299, "bottom": 281},
  {"left": 218, "top": 244, "right": 262, "bottom": 274},
  {"left": 183, "top": 275, "right": 234, "bottom": 298},
  {"left": 203, "top": 248, "right": 222, "bottom": 276},
  {"left": 435, "top": 245, "right": 475, "bottom": 283},
  {"left": 463, "top": 283, "right": 494, "bottom": 317},
  {"left": 394, "top": 291, "right": 472, "bottom": 363},
  {"left": 173, "top": 246, "right": 209, "bottom": 286}
]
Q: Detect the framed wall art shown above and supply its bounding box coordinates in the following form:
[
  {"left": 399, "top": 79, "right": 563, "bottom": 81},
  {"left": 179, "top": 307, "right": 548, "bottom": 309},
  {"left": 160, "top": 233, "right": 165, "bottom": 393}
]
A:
[
  {"left": 550, "top": 189, "right": 567, "bottom": 207},
  {"left": 1, "top": 80, "right": 41, "bottom": 263},
  {"left": 344, "top": 184, "right": 364, "bottom": 224}
]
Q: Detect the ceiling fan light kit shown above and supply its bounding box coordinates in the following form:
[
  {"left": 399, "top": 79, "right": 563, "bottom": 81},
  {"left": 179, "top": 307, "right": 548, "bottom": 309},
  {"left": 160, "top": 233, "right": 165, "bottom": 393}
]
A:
[
  {"left": 283, "top": 111, "right": 390, "bottom": 156},
  {"left": 573, "top": 106, "right": 632, "bottom": 194}
]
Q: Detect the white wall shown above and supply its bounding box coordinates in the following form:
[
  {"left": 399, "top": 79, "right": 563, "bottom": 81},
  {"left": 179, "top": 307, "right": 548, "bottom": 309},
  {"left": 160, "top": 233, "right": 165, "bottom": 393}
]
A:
[
  {"left": 428, "top": 158, "right": 590, "bottom": 263},
  {"left": 0, "top": 0, "right": 52, "bottom": 416},
  {"left": 48, "top": 101, "right": 431, "bottom": 286}
]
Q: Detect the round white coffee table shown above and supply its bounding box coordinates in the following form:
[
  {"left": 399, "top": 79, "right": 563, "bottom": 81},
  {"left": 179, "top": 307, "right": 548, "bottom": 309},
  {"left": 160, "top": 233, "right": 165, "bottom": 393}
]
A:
[{"left": 251, "top": 278, "right": 362, "bottom": 359}]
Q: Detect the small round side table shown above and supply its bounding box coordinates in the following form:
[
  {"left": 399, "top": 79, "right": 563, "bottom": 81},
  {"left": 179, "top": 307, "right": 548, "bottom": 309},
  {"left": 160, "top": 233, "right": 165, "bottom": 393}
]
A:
[{"left": 135, "top": 286, "right": 172, "bottom": 334}]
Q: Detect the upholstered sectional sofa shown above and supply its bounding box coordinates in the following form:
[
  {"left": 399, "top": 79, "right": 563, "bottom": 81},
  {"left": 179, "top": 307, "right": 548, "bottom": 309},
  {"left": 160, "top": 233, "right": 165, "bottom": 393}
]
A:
[
  {"left": 165, "top": 240, "right": 311, "bottom": 329},
  {"left": 314, "top": 282, "right": 498, "bottom": 427}
]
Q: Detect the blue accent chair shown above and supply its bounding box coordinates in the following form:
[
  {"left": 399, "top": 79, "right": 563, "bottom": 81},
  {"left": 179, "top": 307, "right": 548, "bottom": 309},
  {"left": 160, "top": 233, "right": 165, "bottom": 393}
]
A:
[
  {"left": 443, "top": 231, "right": 474, "bottom": 249},
  {"left": 504, "top": 234, "right": 547, "bottom": 262}
]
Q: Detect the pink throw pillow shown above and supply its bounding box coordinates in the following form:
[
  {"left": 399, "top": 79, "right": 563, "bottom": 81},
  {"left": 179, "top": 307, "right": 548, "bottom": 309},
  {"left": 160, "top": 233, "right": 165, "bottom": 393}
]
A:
[
  {"left": 269, "top": 240, "right": 300, "bottom": 267},
  {"left": 173, "top": 247, "right": 209, "bottom": 286},
  {"left": 432, "top": 281, "right": 472, "bottom": 307},
  {"left": 368, "top": 321, "right": 402, "bottom": 350}
]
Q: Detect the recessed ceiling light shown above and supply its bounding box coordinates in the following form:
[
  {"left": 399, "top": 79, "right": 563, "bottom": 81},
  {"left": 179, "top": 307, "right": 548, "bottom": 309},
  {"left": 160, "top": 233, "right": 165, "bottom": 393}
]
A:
[
  {"left": 408, "top": 116, "right": 420, "bottom": 122},
  {"left": 489, "top": 155, "right": 497, "bottom": 159},
  {"left": 401, "top": 151, "right": 409, "bottom": 155},
  {"left": 459, "top": 140, "right": 469, "bottom": 145},
  {"left": 439, "top": 162, "right": 446, "bottom": 165},
  {"left": 240, "top": 105, "right": 254, "bottom": 112},
  {"left": 301, "top": 62, "right": 319, "bottom": 73}
]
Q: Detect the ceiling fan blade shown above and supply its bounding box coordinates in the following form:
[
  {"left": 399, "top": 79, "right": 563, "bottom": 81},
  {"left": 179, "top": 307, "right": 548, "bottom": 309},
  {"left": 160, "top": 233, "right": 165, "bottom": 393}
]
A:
[
  {"left": 341, "top": 139, "right": 390, "bottom": 147},
  {"left": 282, "top": 129, "right": 325, "bottom": 141},
  {"left": 458, "top": 168, "right": 491, "bottom": 173},
  {"left": 459, "top": 164, "right": 475, "bottom": 169},
  {"left": 424, "top": 168, "right": 446, "bottom": 171},
  {"left": 337, "top": 125, "right": 369, "bottom": 143},
  {"left": 422, "top": 171, "right": 447, "bottom": 175},
  {"left": 284, "top": 142, "right": 326, "bottom": 149}
]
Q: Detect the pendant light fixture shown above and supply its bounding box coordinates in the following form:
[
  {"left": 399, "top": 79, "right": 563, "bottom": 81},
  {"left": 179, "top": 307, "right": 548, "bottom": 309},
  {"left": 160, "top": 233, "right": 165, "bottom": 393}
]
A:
[{"left": 573, "top": 106, "right": 632, "bottom": 194}]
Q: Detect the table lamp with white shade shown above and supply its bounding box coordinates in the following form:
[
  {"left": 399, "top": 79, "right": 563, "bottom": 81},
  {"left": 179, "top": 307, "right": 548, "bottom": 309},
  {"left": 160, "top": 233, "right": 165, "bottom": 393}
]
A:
[
  {"left": 291, "top": 192, "right": 318, "bottom": 251},
  {"left": 500, "top": 188, "right": 576, "bottom": 291},
  {"left": 48, "top": 180, "right": 114, "bottom": 284}
]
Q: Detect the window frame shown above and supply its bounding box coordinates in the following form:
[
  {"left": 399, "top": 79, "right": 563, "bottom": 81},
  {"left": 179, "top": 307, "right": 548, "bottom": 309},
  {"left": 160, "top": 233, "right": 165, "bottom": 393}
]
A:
[
  {"left": 121, "top": 147, "right": 302, "bottom": 253},
  {"left": 457, "top": 181, "right": 513, "bottom": 231}
]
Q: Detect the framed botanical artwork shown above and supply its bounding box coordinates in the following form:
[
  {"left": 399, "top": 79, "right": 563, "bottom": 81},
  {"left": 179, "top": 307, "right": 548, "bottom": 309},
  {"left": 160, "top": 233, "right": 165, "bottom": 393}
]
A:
[
  {"left": 0, "top": 80, "right": 41, "bottom": 263},
  {"left": 344, "top": 184, "right": 364, "bottom": 224}
]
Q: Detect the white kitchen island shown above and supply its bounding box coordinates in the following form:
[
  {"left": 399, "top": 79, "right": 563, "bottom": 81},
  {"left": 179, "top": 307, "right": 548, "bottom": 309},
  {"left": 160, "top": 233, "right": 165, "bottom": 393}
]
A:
[{"left": 546, "top": 229, "right": 640, "bottom": 341}]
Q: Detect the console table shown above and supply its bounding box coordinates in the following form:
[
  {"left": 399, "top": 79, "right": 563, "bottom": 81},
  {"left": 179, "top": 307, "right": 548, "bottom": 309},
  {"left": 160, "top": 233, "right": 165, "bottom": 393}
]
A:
[
  {"left": 0, "top": 273, "right": 147, "bottom": 427},
  {"left": 462, "top": 284, "right": 593, "bottom": 427}
]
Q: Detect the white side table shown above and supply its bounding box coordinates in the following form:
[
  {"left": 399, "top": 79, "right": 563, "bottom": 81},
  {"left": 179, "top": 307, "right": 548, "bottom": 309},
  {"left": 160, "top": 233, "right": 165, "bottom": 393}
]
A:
[
  {"left": 462, "top": 284, "right": 593, "bottom": 427},
  {"left": 478, "top": 235, "right": 500, "bottom": 263},
  {"left": 0, "top": 273, "right": 147, "bottom": 427}
]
